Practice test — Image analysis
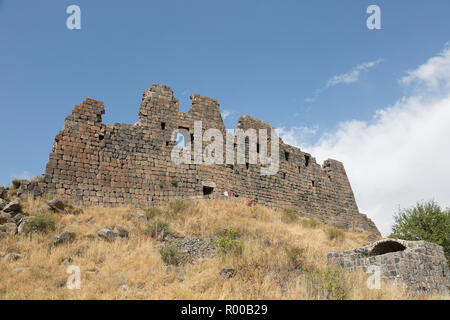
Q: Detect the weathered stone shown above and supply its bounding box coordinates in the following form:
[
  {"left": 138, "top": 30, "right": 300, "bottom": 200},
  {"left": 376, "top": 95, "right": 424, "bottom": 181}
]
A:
[
  {"left": 13, "top": 267, "right": 29, "bottom": 273},
  {"left": 112, "top": 227, "right": 129, "bottom": 238},
  {"left": 0, "top": 211, "right": 12, "bottom": 224},
  {"left": 3, "top": 200, "right": 21, "bottom": 214},
  {"left": 328, "top": 239, "right": 450, "bottom": 294},
  {"left": 220, "top": 268, "right": 237, "bottom": 279},
  {"left": 162, "top": 236, "right": 216, "bottom": 263},
  {"left": 4, "top": 252, "right": 21, "bottom": 261},
  {"left": 48, "top": 199, "right": 65, "bottom": 212},
  {"left": 0, "top": 223, "right": 17, "bottom": 235},
  {"left": 0, "top": 199, "right": 6, "bottom": 210},
  {"left": 131, "top": 212, "right": 147, "bottom": 223},
  {"left": 97, "top": 228, "right": 117, "bottom": 241},
  {"left": 0, "top": 186, "right": 6, "bottom": 199},
  {"left": 53, "top": 231, "right": 76, "bottom": 245}
]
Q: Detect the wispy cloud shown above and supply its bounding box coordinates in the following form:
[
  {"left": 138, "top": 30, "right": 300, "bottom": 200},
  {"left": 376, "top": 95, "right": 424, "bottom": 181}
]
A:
[
  {"left": 10, "top": 171, "right": 32, "bottom": 181},
  {"left": 221, "top": 109, "right": 233, "bottom": 120},
  {"left": 305, "top": 59, "right": 383, "bottom": 103},
  {"left": 282, "top": 47, "right": 450, "bottom": 236}
]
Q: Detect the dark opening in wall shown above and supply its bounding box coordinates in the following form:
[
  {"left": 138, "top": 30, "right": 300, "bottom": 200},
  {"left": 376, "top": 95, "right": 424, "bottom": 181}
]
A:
[
  {"left": 190, "top": 134, "right": 194, "bottom": 142},
  {"left": 311, "top": 180, "right": 315, "bottom": 187},
  {"left": 166, "top": 141, "right": 169, "bottom": 146},
  {"left": 305, "top": 155, "right": 310, "bottom": 167},
  {"left": 257, "top": 143, "right": 260, "bottom": 153},
  {"left": 298, "top": 166, "right": 301, "bottom": 174},
  {"left": 246, "top": 163, "right": 249, "bottom": 170},
  {"left": 285, "top": 151, "right": 290, "bottom": 161},
  {"left": 203, "top": 186, "right": 214, "bottom": 197},
  {"left": 282, "top": 172, "right": 286, "bottom": 179},
  {"left": 370, "top": 241, "right": 406, "bottom": 256},
  {"left": 161, "top": 122, "right": 166, "bottom": 130},
  {"left": 98, "top": 134, "right": 104, "bottom": 141}
]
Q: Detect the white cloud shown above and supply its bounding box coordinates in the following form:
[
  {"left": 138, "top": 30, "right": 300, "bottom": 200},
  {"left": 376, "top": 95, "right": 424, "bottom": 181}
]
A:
[
  {"left": 221, "top": 109, "right": 232, "bottom": 120},
  {"left": 304, "top": 59, "right": 383, "bottom": 104},
  {"left": 276, "top": 126, "right": 318, "bottom": 147},
  {"left": 326, "top": 59, "right": 383, "bottom": 88},
  {"left": 280, "top": 48, "right": 450, "bottom": 236}
]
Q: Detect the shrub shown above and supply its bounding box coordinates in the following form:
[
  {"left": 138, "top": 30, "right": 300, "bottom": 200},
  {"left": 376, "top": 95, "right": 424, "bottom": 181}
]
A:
[
  {"left": 285, "top": 247, "right": 306, "bottom": 271},
  {"left": 300, "top": 218, "right": 321, "bottom": 228},
  {"left": 305, "top": 266, "right": 347, "bottom": 300},
  {"left": 281, "top": 208, "right": 297, "bottom": 223},
  {"left": 22, "top": 213, "right": 56, "bottom": 233},
  {"left": 214, "top": 227, "right": 243, "bottom": 255},
  {"left": 170, "top": 178, "right": 178, "bottom": 187},
  {"left": 144, "top": 220, "right": 170, "bottom": 238},
  {"left": 390, "top": 200, "right": 450, "bottom": 262},
  {"left": 326, "top": 227, "right": 345, "bottom": 241},
  {"left": 159, "top": 243, "right": 181, "bottom": 266}
]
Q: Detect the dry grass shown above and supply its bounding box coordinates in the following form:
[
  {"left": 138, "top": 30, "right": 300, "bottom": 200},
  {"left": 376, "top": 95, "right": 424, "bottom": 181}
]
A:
[{"left": 0, "top": 197, "right": 448, "bottom": 300}]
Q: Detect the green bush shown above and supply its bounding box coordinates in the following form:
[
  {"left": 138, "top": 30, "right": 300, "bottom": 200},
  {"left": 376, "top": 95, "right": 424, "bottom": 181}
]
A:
[
  {"left": 170, "top": 178, "right": 178, "bottom": 187},
  {"left": 22, "top": 213, "right": 56, "bottom": 233},
  {"left": 305, "top": 266, "right": 347, "bottom": 300},
  {"left": 390, "top": 200, "right": 450, "bottom": 262},
  {"left": 144, "top": 220, "right": 170, "bottom": 238},
  {"left": 214, "top": 227, "right": 243, "bottom": 255},
  {"left": 159, "top": 243, "right": 181, "bottom": 266},
  {"left": 326, "top": 227, "right": 345, "bottom": 241}
]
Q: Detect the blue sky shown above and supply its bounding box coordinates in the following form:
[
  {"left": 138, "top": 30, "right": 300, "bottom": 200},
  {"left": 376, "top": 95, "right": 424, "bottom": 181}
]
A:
[{"left": 1, "top": 1, "right": 450, "bottom": 234}]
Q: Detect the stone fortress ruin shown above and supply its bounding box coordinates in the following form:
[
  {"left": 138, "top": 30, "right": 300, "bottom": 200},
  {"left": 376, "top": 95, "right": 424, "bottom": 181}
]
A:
[
  {"left": 328, "top": 239, "right": 450, "bottom": 293},
  {"left": 20, "top": 84, "right": 381, "bottom": 237}
]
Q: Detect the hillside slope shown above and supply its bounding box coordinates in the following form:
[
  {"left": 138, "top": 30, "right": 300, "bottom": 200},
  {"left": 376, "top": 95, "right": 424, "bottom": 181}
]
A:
[{"left": 0, "top": 196, "right": 447, "bottom": 299}]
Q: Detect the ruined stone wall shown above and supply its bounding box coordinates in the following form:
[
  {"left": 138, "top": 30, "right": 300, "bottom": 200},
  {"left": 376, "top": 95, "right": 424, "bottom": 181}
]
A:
[
  {"left": 328, "top": 239, "right": 450, "bottom": 293},
  {"left": 34, "top": 84, "right": 380, "bottom": 236}
]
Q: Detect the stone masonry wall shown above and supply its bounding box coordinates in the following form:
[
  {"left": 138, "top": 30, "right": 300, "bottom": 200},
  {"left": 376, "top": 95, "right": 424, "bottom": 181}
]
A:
[
  {"left": 29, "top": 84, "right": 380, "bottom": 237},
  {"left": 328, "top": 239, "right": 450, "bottom": 293}
]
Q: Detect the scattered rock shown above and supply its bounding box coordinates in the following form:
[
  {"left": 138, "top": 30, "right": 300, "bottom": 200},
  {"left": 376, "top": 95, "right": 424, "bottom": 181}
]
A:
[
  {"left": 4, "top": 252, "right": 21, "bottom": 261},
  {"left": 97, "top": 227, "right": 129, "bottom": 241},
  {"left": 13, "top": 267, "right": 29, "bottom": 273},
  {"left": 0, "top": 211, "right": 12, "bottom": 224},
  {"left": 113, "top": 227, "right": 129, "bottom": 238},
  {"left": 0, "top": 223, "right": 18, "bottom": 235},
  {"left": 53, "top": 231, "right": 76, "bottom": 245},
  {"left": 47, "top": 199, "right": 65, "bottom": 213},
  {"left": 12, "top": 213, "right": 25, "bottom": 224},
  {"left": 118, "top": 284, "right": 128, "bottom": 291},
  {"left": 97, "top": 228, "right": 117, "bottom": 241},
  {"left": 131, "top": 212, "right": 147, "bottom": 223},
  {"left": 0, "top": 199, "right": 6, "bottom": 210},
  {"left": 119, "top": 275, "right": 127, "bottom": 284},
  {"left": 11, "top": 179, "right": 26, "bottom": 189},
  {"left": 87, "top": 268, "right": 98, "bottom": 274},
  {"left": 162, "top": 236, "right": 216, "bottom": 263},
  {"left": 0, "top": 186, "right": 6, "bottom": 199},
  {"left": 220, "top": 268, "right": 237, "bottom": 279},
  {"left": 3, "top": 200, "right": 21, "bottom": 214}
]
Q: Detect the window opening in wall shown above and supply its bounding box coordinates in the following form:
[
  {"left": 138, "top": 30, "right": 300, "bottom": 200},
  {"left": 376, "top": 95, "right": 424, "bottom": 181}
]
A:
[
  {"left": 203, "top": 186, "right": 214, "bottom": 198},
  {"left": 285, "top": 151, "right": 289, "bottom": 161},
  {"left": 305, "top": 155, "right": 310, "bottom": 167},
  {"left": 161, "top": 122, "right": 166, "bottom": 130}
]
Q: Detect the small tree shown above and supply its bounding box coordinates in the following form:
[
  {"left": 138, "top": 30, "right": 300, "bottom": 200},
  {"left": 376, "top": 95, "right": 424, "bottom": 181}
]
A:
[{"left": 390, "top": 200, "right": 449, "bottom": 262}]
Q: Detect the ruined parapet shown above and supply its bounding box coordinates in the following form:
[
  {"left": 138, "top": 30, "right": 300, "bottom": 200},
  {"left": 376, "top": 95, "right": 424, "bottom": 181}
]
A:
[
  {"left": 27, "top": 84, "right": 381, "bottom": 237},
  {"left": 328, "top": 239, "right": 450, "bottom": 293}
]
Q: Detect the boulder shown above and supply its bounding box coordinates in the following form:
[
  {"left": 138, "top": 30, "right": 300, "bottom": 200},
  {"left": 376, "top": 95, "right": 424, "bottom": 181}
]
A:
[
  {"left": 0, "top": 199, "right": 6, "bottom": 210},
  {"left": 3, "top": 200, "right": 21, "bottom": 214},
  {"left": 131, "top": 212, "right": 147, "bottom": 223},
  {"left": 97, "top": 228, "right": 117, "bottom": 241},
  {"left": 0, "top": 223, "right": 17, "bottom": 235},
  {"left": 0, "top": 212, "right": 12, "bottom": 224},
  {"left": 53, "top": 231, "right": 76, "bottom": 246},
  {"left": 11, "top": 179, "right": 27, "bottom": 189},
  {"left": 48, "top": 199, "right": 65, "bottom": 212}
]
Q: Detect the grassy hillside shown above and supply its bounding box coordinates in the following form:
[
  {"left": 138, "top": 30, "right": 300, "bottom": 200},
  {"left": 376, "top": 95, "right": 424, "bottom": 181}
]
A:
[{"left": 0, "top": 196, "right": 447, "bottom": 299}]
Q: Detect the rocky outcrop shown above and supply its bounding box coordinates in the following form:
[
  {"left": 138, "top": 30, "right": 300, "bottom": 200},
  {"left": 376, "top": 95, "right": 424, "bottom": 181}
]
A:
[{"left": 328, "top": 239, "right": 450, "bottom": 293}]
